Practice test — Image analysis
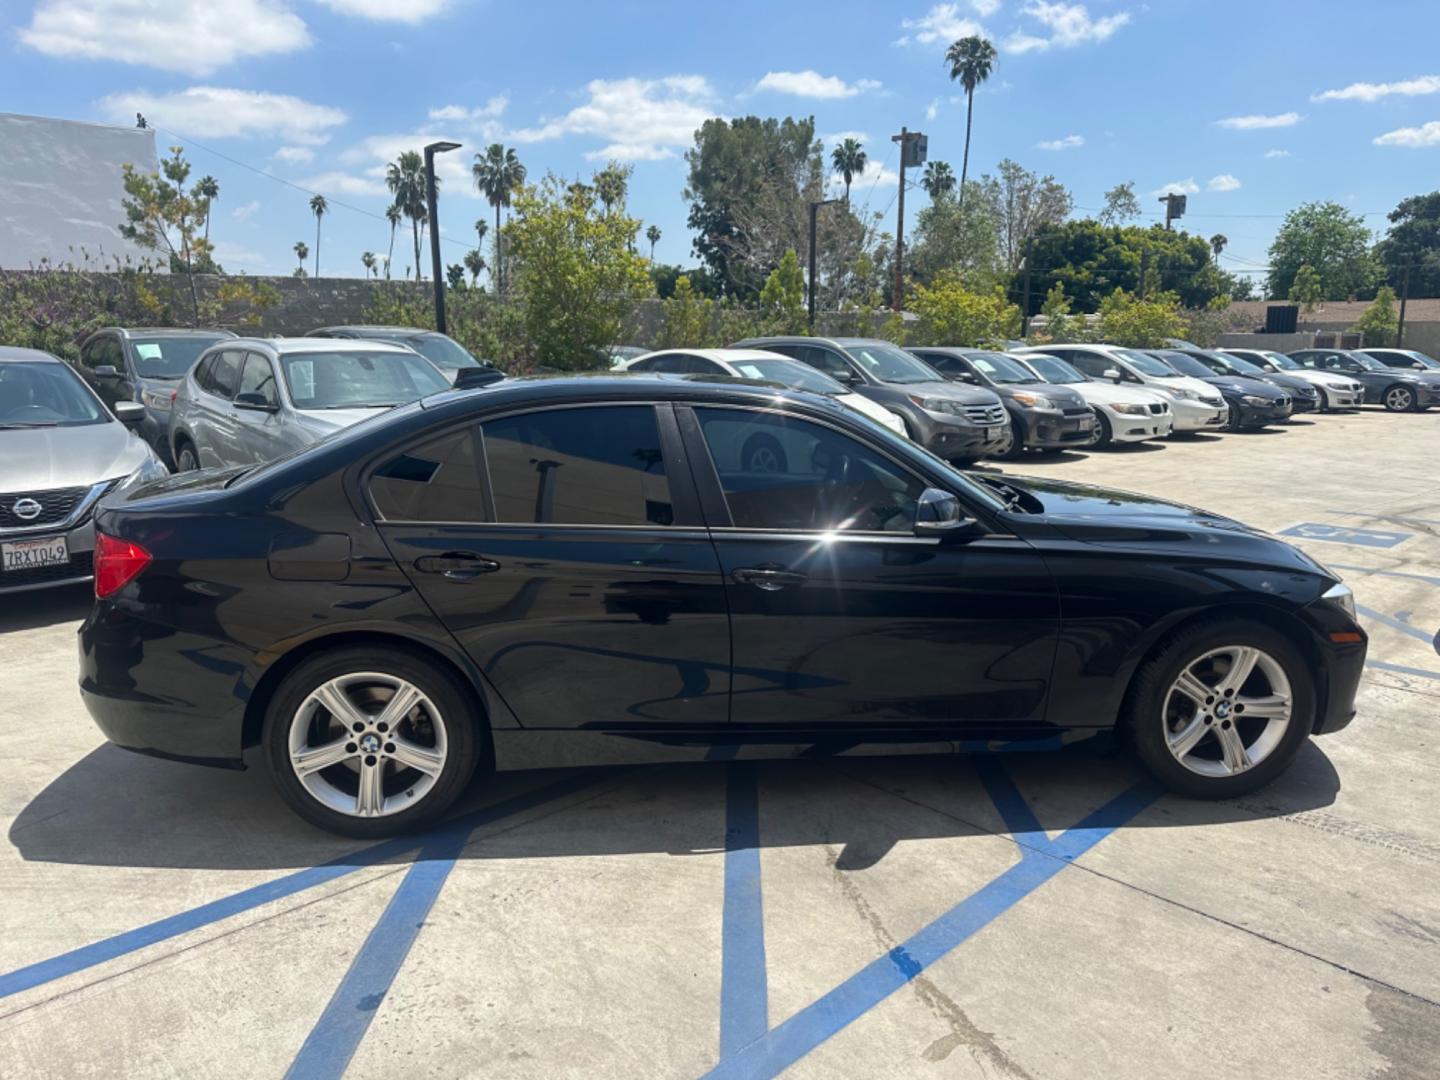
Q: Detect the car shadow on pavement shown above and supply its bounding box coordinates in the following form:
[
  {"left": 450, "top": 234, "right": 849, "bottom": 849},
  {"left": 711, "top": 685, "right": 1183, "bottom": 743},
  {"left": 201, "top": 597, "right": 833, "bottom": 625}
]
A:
[
  {"left": 0, "top": 583, "right": 91, "bottom": 634},
  {"left": 8, "top": 738, "right": 1342, "bottom": 874},
  {"left": 1096, "top": 441, "right": 1166, "bottom": 455}
]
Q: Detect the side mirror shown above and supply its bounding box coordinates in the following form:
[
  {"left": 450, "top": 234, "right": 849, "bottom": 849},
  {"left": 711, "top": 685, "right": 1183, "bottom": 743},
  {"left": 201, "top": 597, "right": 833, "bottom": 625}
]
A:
[
  {"left": 956, "top": 371, "right": 980, "bottom": 385},
  {"left": 113, "top": 400, "right": 145, "bottom": 426},
  {"left": 1102, "top": 367, "right": 1121, "bottom": 383},
  {"left": 914, "top": 487, "right": 986, "bottom": 541},
  {"left": 831, "top": 367, "right": 859, "bottom": 386},
  {"left": 94, "top": 365, "right": 120, "bottom": 380},
  {"left": 234, "top": 392, "right": 278, "bottom": 412}
]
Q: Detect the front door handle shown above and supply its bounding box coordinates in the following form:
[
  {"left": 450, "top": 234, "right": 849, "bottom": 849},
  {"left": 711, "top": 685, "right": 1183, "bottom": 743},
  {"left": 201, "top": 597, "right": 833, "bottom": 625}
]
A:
[
  {"left": 414, "top": 552, "right": 501, "bottom": 580},
  {"left": 732, "top": 565, "right": 807, "bottom": 591}
]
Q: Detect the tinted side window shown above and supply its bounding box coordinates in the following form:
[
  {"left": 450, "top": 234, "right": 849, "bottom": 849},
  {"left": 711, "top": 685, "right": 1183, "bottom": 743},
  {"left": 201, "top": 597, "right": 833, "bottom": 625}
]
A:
[
  {"left": 920, "top": 353, "right": 962, "bottom": 374},
  {"left": 799, "top": 347, "right": 854, "bottom": 380},
  {"left": 694, "top": 408, "right": 926, "bottom": 533},
  {"left": 80, "top": 336, "right": 107, "bottom": 370},
  {"left": 207, "top": 350, "right": 244, "bottom": 399},
  {"left": 371, "top": 429, "right": 485, "bottom": 522},
  {"left": 237, "top": 353, "right": 279, "bottom": 406},
  {"left": 627, "top": 356, "right": 662, "bottom": 372},
  {"left": 1069, "top": 352, "right": 1111, "bottom": 378},
  {"left": 483, "top": 406, "right": 673, "bottom": 526}
]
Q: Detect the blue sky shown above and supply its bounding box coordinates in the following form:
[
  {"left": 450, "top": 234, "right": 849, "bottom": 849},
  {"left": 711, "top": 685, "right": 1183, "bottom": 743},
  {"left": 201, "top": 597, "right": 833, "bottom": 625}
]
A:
[{"left": 5, "top": 0, "right": 1440, "bottom": 286}]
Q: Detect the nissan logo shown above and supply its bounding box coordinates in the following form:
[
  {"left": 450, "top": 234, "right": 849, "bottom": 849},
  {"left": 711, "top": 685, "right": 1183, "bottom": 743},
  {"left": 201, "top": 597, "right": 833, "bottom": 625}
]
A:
[{"left": 11, "top": 498, "right": 43, "bottom": 521}]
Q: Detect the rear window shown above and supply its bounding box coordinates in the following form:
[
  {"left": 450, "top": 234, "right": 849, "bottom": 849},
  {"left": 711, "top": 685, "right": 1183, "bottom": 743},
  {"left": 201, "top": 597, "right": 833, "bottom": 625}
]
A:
[
  {"left": 130, "top": 335, "right": 227, "bottom": 379},
  {"left": 281, "top": 350, "right": 450, "bottom": 409},
  {"left": 370, "top": 429, "right": 485, "bottom": 522}
]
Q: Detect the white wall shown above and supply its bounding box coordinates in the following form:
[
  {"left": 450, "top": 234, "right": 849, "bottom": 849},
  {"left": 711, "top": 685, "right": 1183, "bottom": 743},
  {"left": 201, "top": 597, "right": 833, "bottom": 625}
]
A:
[{"left": 0, "top": 113, "right": 159, "bottom": 271}]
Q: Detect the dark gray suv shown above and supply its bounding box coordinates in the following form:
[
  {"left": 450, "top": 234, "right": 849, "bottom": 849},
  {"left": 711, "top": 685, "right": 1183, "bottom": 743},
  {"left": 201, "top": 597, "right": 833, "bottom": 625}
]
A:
[{"left": 734, "top": 336, "right": 1007, "bottom": 462}]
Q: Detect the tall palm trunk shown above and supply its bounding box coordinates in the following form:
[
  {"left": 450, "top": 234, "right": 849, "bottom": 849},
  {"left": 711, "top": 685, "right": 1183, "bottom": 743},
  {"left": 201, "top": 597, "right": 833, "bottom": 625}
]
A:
[
  {"left": 494, "top": 204, "right": 503, "bottom": 294},
  {"left": 386, "top": 224, "right": 396, "bottom": 280},
  {"left": 314, "top": 219, "right": 321, "bottom": 278},
  {"left": 412, "top": 220, "right": 421, "bottom": 283},
  {"left": 959, "top": 90, "right": 975, "bottom": 215}
]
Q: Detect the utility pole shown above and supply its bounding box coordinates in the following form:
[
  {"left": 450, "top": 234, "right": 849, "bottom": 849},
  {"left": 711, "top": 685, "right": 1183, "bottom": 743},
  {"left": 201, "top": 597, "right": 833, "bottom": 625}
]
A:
[
  {"left": 423, "top": 140, "right": 462, "bottom": 333},
  {"left": 808, "top": 198, "right": 840, "bottom": 330},
  {"left": 1397, "top": 259, "right": 1412, "bottom": 347},
  {"left": 890, "top": 127, "right": 927, "bottom": 311},
  {"left": 1158, "top": 193, "right": 1186, "bottom": 232},
  {"left": 1020, "top": 235, "right": 1035, "bottom": 338}
]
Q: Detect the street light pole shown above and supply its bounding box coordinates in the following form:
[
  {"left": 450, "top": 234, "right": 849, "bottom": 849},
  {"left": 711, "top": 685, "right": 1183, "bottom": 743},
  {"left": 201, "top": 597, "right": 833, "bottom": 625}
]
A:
[
  {"left": 808, "top": 197, "right": 840, "bottom": 330},
  {"left": 424, "top": 141, "right": 462, "bottom": 334}
]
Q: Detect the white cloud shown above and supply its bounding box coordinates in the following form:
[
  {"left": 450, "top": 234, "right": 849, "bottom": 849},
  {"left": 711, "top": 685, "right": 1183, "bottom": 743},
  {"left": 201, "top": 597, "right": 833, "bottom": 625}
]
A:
[
  {"left": 231, "top": 200, "right": 261, "bottom": 222},
  {"left": 1264, "top": 148, "right": 1290, "bottom": 158},
  {"left": 926, "top": 98, "right": 940, "bottom": 120},
  {"left": 211, "top": 240, "right": 266, "bottom": 267},
  {"left": 822, "top": 130, "right": 871, "bottom": 147},
  {"left": 1154, "top": 178, "right": 1199, "bottom": 197},
  {"left": 971, "top": 0, "right": 1001, "bottom": 14},
  {"left": 754, "top": 71, "right": 882, "bottom": 99},
  {"left": 1207, "top": 173, "right": 1241, "bottom": 192},
  {"left": 1005, "top": 2, "right": 1129, "bottom": 53},
  {"left": 273, "top": 145, "right": 315, "bottom": 164},
  {"left": 1035, "top": 134, "right": 1084, "bottom": 150},
  {"left": 1313, "top": 75, "right": 1440, "bottom": 103},
  {"left": 426, "top": 96, "right": 509, "bottom": 140},
  {"left": 509, "top": 75, "right": 722, "bottom": 162},
  {"left": 1374, "top": 121, "right": 1440, "bottom": 148},
  {"left": 1216, "top": 112, "right": 1302, "bottom": 130},
  {"left": 295, "top": 170, "right": 390, "bottom": 198},
  {"left": 21, "top": 0, "right": 309, "bottom": 75},
  {"left": 897, "top": 4, "right": 986, "bottom": 46},
  {"left": 98, "top": 86, "right": 345, "bottom": 145},
  {"left": 314, "top": 0, "right": 448, "bottom": 22},
  {"left": 335, "top": 131, "right": 479, "bottom": 195}
]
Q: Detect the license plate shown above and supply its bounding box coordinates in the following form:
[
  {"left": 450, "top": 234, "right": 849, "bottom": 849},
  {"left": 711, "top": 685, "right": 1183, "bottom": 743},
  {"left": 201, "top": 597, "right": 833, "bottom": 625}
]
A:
[
  {"left": 984, "top": 426, "right": 1005, "bottom": 441},
  {"left": 2, "top": 535, "right": 68, "bottom": 572}
]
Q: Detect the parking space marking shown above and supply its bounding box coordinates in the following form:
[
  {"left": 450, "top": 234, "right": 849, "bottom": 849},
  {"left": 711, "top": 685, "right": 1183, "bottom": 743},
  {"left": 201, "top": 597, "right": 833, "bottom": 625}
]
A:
[
  {"left": 1366, "top": 659, "right": 1440, "bottom": 682},
  {"left": 719, "top": 764, "right": 768, "bottom": 1059},
  {"left": 285, "top": 830, "right": 468, "bottom": 1080},
  {"left": 1278, "top": 523, "right": 1412, "bottom": 549},
  {"left": 1327, "top": 564, "right": 1440, "bottom": 588},
  {"left": 0, "top": 772, "right": 606, "bottom": 1002},
  {"left": 1354, "top": 604, "right": 1440, "bottom": 651},
  {"left": 705, "top": 765, "right": 1158, "bottom": 1079}
]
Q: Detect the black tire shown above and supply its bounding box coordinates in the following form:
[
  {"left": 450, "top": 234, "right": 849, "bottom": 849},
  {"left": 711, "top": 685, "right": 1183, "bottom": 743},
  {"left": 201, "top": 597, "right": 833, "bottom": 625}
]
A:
[
  {"left": 998, "top": 416, "right": 1027, "bottom": 460},
  {"left": 175, "top": 438, "right": 199, "bottom": 472},
  {"left": 1383, "top": 384, "right": 1416, "bottom": 412},
  {"left": 1225, "top": 401, "right": 1243, "bottom": 431},
  {"left": 1315, "top": 387, "right": 1330, "bottom": 413},
  {"left": 1124, "top": 618, "right": 1315, "bottom": 800},
  {"left": 262, "top": 645, "right": 483, "bottom": 837},
  {"left": 1089, "top": 411, "right": 1113, "bottom": 448},
  {"left": 741, "top": 433, "right": 787, "bottom": 474}
]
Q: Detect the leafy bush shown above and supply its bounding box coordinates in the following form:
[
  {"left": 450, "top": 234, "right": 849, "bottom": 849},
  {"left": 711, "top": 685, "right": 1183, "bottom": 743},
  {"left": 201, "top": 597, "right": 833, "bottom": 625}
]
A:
[
  {"left": 656, "top": 276, "right": 718, "bottom": 348},
  {"left": 907, "top": 272, "right": 1021, "bottom": 347},
  {"left": 1350, "top": 286, "right": 1398, "bottom": 347},
  {"left": 1096, "top": 288, "right": 1189, "bottom": 348}
]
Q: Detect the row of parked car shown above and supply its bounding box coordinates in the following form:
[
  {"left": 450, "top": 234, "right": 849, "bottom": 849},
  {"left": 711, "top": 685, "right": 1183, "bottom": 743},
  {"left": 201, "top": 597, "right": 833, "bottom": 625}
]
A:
[{"left": 2, "top": 322, "right": 1437, "bottom": 598}]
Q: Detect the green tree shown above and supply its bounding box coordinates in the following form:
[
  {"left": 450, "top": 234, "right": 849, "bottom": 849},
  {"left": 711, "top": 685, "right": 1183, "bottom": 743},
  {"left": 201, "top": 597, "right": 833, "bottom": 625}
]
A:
[
  {"left": 361, "top": 251, "right": 376, "bottom": 278},
  {"left": 1033, "top": 281, "right": 1077, "bottom": 343},
  {"left": 446, "top": 263, "right": 466, "bottom": 290},
  {"left": 1267, "top": 201, "right": 1380, "bottom": 300},
  {"left": 118, "top": 146, "right": 216, "bottom": 322},
  {"left": 463, "top": 248, "right": 486, "bottom": 286},
  {"left": 293, "top": 241, "right": 308, "bottom": 277},
  {"left": 944, "top": 35, "right": 997, "bottom": 211},
  {"left": 1350, "top": 285, "right": 1399, "bottom": 346},
  {"left": 1288, "top": 264, "right": 1324, "bottom": 311},
  {"left": 1375, "top": 191, "right": 1440, "bottom": 298},
  {"left": 909, "top": 179, "right": 1001, "bottom": 286},
  {"left": 1096, "top": 288, "right": 1188, "bottom": 347},
  {"left": 908, "top": 272, "right": 1020, "bottom": 346},
  {"left": 195, "top": 175, "right": 219, "bottom": 255},
  {"left": 309, "top": 193, "right": 327, "bottom": 277},
  {"left": 506, "top": 173, "right": 653, "bottom": 369},
  {"left": 921, "top": 160, "right": 956, "bottom": 200},
  {"left": 473, "top": 144, "right": 527, "bottom": 293},
  {"left": 385, "top": 204, "right": 402, "bottom": 280},
  {"left": 757, "top": 249, "right": 806, "bottom": 334},
  {"left": 830, "top": 137, "right": 868, "bottom": 203},
  {"left": 594, "top": 161, "right": 632, "bottom": 216},
  {"left": 1097, "top": 181, "right": 1140, "bottom": 227},
  {"left": 980, "top": 159, "right": 1073, "bottom": 273},
  {"left": 646, "top": 224, "right": 662, "bottom": 261},
  {"left": 656, "top": 275, "right": 717, "bottom": 348},
  {"left": 1209, "top": 233, "right": 1228, "bottom": 261},
  {"left": 385, "top": 152, "right": 428, "bottom": 283}
]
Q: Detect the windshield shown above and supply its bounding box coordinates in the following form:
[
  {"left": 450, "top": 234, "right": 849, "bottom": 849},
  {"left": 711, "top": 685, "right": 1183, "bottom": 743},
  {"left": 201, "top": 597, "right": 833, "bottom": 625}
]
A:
[
  {"left": 280, "top": 350, "right": 452, "bottom": 409},
  {"left": 842, "top": 342, "right": 936, "bottom": 384},
  {"left": 407, "top": 334, "right": 479, "bottom": 371},
  {"left": 1260, "top": 351, "right": 1300, "bottom": 370},
  {"left": 1021, "top": 355, "right": 1087, "bottom": 384},
  {"left": 1155, "top": 352, "right": 1216, "bottom": 379},
  {"left": 1117, "top": 349, "right": 1182, "bottom": 377},
  {"left": 0, "top": 361, "right": 107, "bottom": 427},
  {"left": 1365, "top": 349, "right": 1440, "bottom": 370},
  {"left": 129, "top": 335, "right": 228, "bottom": 379},
  {"left": 966, "top": 352, "right": 1040, "bottom": 384},
  {"left": 1222, "top": 354, "right": 1267, "bottom": 377},
  {"left": 730, "top": 358, "right": 845, "bottom": 394},
  {"left": 1349, "top": 354, "right": 1388, "bottom": 371}
]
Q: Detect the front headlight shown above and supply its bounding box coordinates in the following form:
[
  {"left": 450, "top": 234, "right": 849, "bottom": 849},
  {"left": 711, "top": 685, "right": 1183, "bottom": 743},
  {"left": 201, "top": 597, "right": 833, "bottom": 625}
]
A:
[
  {"left": 140, "top": 389, "right": 174, "bottom": 411},
  {"left": 909, "top": 395, "right": 960, "bottom": 415},
  {"left": 1320, "top": 581, "right": 1356, "bottom": 622},
  {"left": 1111, "top": 402, "right": 1148, "bottom": 416},
  {"left": 1010, "top": 391, "right": 1055, "bottom": 410},
  {"left": 1241, "top": 394, "right": 1271, "bottom": 406},
  {"left": 1160, "top": 386, "right": 1197, "bottom": 401}
]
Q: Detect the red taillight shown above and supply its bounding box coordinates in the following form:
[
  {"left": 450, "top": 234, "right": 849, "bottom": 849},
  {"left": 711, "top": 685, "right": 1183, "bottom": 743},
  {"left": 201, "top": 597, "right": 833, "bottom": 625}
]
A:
[{"left": 94, "top": 532, "right": 151, "bottom": 598}]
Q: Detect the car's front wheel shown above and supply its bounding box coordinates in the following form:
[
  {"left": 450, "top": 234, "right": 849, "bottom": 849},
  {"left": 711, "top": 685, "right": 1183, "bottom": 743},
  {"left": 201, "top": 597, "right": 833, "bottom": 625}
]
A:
[
  {"left": 263, "top": 646, "right": 482, "bottom": 837},
  {"left": 1088, "top": 411, "right": 1113, "bottom": 447},
  {"left": 175, "top": 439, "right": 199, "bottom": 472},
  {"left": 1125, "top": 619, "right": 1313, "bottom": 799}
]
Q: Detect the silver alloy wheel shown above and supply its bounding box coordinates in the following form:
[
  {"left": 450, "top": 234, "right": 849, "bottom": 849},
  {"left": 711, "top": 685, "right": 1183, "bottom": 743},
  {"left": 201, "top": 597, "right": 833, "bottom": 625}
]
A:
[
  {"left": 288, "top": 672, "right": 448, "bottom": 818},
  {"left": 1385, "top": 386, "right": 1414, "bottom": 411},
  {"left": 1162, "top": 645, "right": 1292, "bottom": 777},
  {"left": 178, "top": 445, "right": 198, "bottom": 471}
]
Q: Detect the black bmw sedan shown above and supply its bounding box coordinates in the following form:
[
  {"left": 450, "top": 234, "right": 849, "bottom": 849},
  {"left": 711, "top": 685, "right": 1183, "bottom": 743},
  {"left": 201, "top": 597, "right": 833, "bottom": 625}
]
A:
[
  {"left": 79, "top": 376, "right": 1366, "bottom": 836},
  {"left": 1149, "top": 349, "right": 1292, "bottom": 429}
]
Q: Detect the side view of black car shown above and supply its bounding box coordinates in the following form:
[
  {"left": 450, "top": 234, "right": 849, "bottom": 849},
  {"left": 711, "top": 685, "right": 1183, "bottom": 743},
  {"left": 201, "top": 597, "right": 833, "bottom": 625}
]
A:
[
  {"left": 79, "top": 376, "right": 1366, "bottom": 837},
  {"left": 1149, "top": 349, "right": 1293, "bottom": 429}
]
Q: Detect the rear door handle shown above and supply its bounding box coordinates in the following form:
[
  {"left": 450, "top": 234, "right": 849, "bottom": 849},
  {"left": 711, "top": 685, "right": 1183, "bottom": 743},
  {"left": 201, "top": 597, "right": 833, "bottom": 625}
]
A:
[
  {"left": 414, "top": 552, "right": 501, "bottom": 580},
  {"left": 732, "top": 566, "right": 807, "bottom": 591}
]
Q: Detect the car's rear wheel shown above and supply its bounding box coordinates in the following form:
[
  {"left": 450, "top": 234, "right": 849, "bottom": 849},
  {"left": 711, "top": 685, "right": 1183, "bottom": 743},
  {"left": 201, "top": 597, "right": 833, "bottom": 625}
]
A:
[
  {"left": 1384, "top": 385, "right": 1416, "bottom": 412},
  {"left": 1125, "top": 619, "right": 1313, "bottom": 799},
  {"left": 263, "top": 646, "right": 482, "bottom": 837},
  {"left": 175, "top": 439, "right": 199, "bottom": 472}
]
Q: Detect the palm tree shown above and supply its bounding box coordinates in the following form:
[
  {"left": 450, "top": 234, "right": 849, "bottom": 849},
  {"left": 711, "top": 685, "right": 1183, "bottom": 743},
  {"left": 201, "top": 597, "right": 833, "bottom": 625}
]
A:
[
  {"left": 386, "top": 151, "right": 429, "bottom": 283},
  {"left": 645, "top": 224, "right": 662, "bottom": 261},
  {"left": 945, "top": 35, "right": 997, "bottom": 212},
  {"left": 293, "top": 241, "right": 308, "bottom": 277},
  {"left": 309, "top": 194, "right": 327, "bottom": 277},
  {"left": 921, "top": 161, "right": 956, "bottom": 200},
  {"left": 472, "top": 144, "right": 527, "bottom": 294},
  {"left": 830, "top": 138, "right": 868, "bottom": 203},
  {"left": 474, "top": 218, "right": 488, "bottom": 250},
  {"left": 594, "top": 163, "right": 628, "bottom": 216},
  {"left": 195, "top": 175, "right": 219, "bottom": 246},
  {"left": 361, "top": 251, "right": 376, "bottom": 278},
  {"left": 384, "top": 204, "right": 402, "bottom": 280},
  {"left": 464, "top": 248, "right": 486, "bottom": 286},
  {"left": 1210, "top": 233, "right": 1229, "bottom": 261}
]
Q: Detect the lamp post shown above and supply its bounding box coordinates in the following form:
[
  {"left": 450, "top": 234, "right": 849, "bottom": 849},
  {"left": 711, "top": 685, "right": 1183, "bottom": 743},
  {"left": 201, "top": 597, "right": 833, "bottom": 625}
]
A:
[
  {"left": 808, "top": 197, "right": 840, "bottom": 330},
  {"left": 424, "top": 141, "right": 462, "bottom": 333}
]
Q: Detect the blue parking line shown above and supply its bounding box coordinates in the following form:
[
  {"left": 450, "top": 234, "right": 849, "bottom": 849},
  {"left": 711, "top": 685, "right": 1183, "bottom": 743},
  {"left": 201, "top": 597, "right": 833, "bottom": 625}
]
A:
[
  {"left": 1327, "top": 564, "right": 1440, "bottom": 588},
  {"left": 1366, "top": 659, "right": 1440, "bottom": 682},
  {"left": 972, "top": 757, "right": 1049, "bottom": 856},
  {"left": 719, "top": 763, "right": 768, "bottom": 1058},
  {"left": 1354, "top": 604, "right": 1438, "bottom": 649},
  {"left": 285, "top": 831, "right": 468, "bottom": 1080},
  {"left": 702, "top": 781, "right": 1158, "bottom": 1080},
  {"left": 0, "top": 773, "right": 604, "bottom": 1001}
]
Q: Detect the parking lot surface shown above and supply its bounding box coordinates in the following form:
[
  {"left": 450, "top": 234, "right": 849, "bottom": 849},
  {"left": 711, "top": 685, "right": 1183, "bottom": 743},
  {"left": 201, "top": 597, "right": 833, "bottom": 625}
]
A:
[{"left": 3, "top": 407, "right": 1438, "bottom": 1079}]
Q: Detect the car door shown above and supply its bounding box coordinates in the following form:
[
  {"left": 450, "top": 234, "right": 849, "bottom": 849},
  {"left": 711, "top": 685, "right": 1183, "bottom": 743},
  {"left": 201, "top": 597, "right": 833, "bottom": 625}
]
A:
[
  {"left": 79, "top": 334, "right": 125, "bottom": 408},
  {"left": 373, "top": 403, "right": 732, "bottom": 729},
  {"left": 231, "top": 352, "right": 283, "bottom": 464},
  {"left": 679, "top": 403, "right": 1060, "bottom": 731},
  {"left": 194, "top": 348, "right": 245, "bottom": 467},
  {"left": 1315, "top": 353, "right": 1380, "bottom": 401}
]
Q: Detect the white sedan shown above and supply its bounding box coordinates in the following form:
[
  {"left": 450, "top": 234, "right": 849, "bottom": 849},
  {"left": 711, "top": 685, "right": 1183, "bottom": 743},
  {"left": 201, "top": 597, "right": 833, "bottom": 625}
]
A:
[
  {"left": 623, "top": 348, "right": 909, "bottom": 438},
  {"left": 1010, "top": 351, "right": 1174, "bottom": 446}
]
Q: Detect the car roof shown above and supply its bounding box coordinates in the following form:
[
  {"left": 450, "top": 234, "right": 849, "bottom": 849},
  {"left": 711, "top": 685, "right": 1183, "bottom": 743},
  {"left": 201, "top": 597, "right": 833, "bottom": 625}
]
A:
[
  {"left": 310, "top": 325, "right": 435, "bottom": 337},
  {"left": 0, "top": 346, "right": 63, "bottom": 363},
  {"left": 645, "top": 347, "right": 795, "bottom": 364},
  {"left": 423, "top": 372, "right": 849, "bottom": 414},
  {"left": 93, "top": 327, "right": 237, "bottom": 339},
  {"left": 225, "top": 336, "right": 416, "bottom": 354}
]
